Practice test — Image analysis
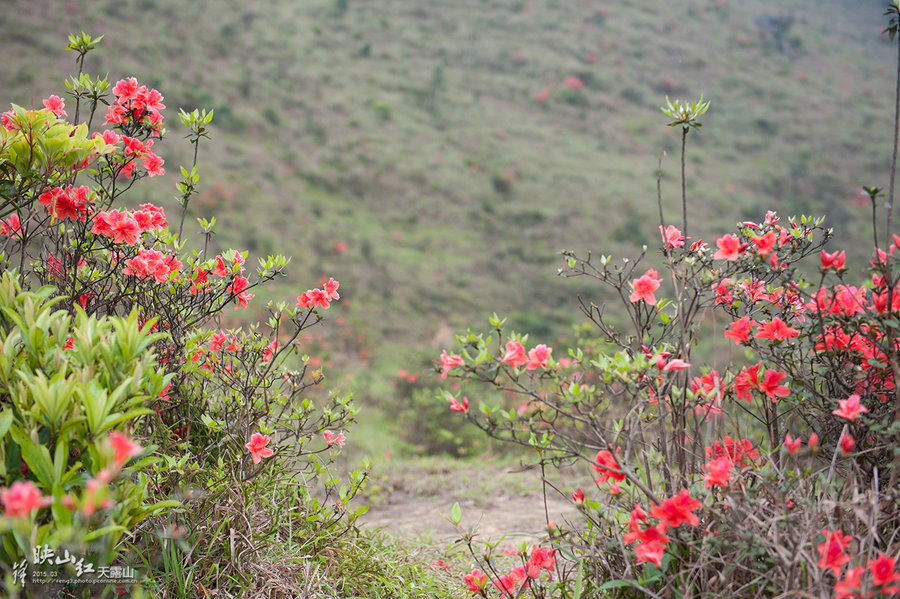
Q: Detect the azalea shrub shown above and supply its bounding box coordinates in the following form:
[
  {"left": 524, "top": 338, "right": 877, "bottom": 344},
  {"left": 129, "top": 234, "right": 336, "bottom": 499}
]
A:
[
  {"left": 388, "top": 365, "right": 491, "bottom": 456},
  {"left": 436, "top": 6, "right": 900, "bottom": 597},
  {"left": 0, "top": 33, "right": 362, "bottom": 597}
]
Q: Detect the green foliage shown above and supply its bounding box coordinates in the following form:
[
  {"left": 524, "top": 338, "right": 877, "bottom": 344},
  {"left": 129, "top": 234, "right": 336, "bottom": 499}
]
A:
[{"left": 0, "top": 271, "right": 174, "bottom": 589}]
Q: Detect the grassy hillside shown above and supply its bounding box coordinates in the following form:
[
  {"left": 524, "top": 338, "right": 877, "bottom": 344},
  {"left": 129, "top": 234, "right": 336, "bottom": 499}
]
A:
[{"left": 2, "top": 0, "right": 896, "bottom": 380}]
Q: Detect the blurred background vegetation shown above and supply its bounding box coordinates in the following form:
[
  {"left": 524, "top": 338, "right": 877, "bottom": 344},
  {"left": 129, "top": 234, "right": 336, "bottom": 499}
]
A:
[{"left": 2, "top": 0, "right": 896, "bottom": 506}]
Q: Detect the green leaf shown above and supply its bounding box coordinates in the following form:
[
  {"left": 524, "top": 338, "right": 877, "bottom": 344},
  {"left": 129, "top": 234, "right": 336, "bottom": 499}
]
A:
[
  {"left": 573, "top": 559, "right": 583, "bottom": 599},
  {"left": 0, "top": 410, "right": 13, "bottom": 441},
  {"left": 450, "top": 501, "right": 462, "bottom": 525},
  {"left": 84, "top": 525, "right": 128, "bottom": 541}
]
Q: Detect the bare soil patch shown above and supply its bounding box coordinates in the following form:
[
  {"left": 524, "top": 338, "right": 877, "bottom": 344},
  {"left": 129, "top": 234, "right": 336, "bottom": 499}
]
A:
[{"left": 356, "top": 458, "right": 580, "bottom": 543}]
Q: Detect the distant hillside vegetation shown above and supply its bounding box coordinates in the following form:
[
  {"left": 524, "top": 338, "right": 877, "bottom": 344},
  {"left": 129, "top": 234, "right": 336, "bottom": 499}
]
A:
[{"left": 1, "top": 0, "right": 894, "bottom": 355}]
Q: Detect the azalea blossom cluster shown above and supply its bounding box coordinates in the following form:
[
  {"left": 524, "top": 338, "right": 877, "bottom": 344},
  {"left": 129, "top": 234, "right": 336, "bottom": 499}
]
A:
[
  {"left": 38, "top": 185, "right": 92, "bottom": 221},
  {"left": 501, "top": 340, "right": 552, "bottom": 370},
  {"left": 463, "top": 546, "right": 556, "bottom": 596},
  {"left": 186, "top": 249, "right": 255, "bottom": 308},
  {"left": 103, "top": 77, "right": 165, "bottom": 135},
  {"left": 297, "top": 277, "right": 340, "bottom": 310},
  {"left": 122, "top": 248, "right": 182, "bottom": 284},
  {"left": 624, "top": 490, "right": 702, "bottom": 567},
  {"left": 817, "top": 529, "right": 900, "bottom": 598},
  {"left": 437, "top": 340, "right": 554, "bottom": 382},
  {"left": 92, "top": 203, "right": 167, "bottom": 245}
]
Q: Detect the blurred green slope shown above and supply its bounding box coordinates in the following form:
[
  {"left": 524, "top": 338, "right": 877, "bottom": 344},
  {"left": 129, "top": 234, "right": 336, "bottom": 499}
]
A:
[{"left": 1, "top": 0, "right": 895, "bottom": 359}]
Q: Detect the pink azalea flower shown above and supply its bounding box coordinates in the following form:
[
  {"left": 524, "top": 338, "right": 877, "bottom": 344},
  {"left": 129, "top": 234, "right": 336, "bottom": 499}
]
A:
[
  {"left": 438, "top": 350, "right": 464, "bottom": 379},
  {"left": 245, "top": 432, "right": 275, "bottom": 464},
  {"left": 501, "top": 340, "right": 528, "bottom": 368},
  {"left": 1, "top": 213, "right": 21, "bottom": 238},
  {"left": 563, "top": 76, "right": 584, "bottom": 90},
  {"left": 821, "top": 249, "right": 846, "bottom": 271},
  {"left": 430, "top": 560, "right": 450, "bottom": 571},
  {"left": 464, "top": 569, "right": 488, "bottom": 592},
  {"left": 323, "top": 430, "right": 346, "bottom": 448},
  {"left": 662, "top": 358, "right": 690, "bottom": 371},
  {"left": 142, "top": 153, "right": 165, "bottom": 177},
  {"left": 832, "top": 393, "right": 868, "bottom": 422},
  {"left": 448, "top": 396, "right": 469, "bottom": 413},
  {"left": 38, "top": 186, "right": 91, "bottom": 221},
  {"left": 659, "top": 224, "right": 686, "bottom": 249},
  {"left": 808, "top": 433, "right": 820, "bottom": 452},
  {"left": 630, "top": 269, "right": 661, "bottom": 305},
  {"left": 713, "top": 234, "right": 744, "bottom": 260},
  {"left": 0, "top": 481, "right": 50, "bottom": 518},
  {"left": 783, "top": 434, "right": 801, "bottom": 456},
  {"left": 323, "top": 277, "right": 341, "bottom": 301},
  {"left": 42, "top": 95, "right": 67, "bottom": 117},
  {"left": 525, "top": 344, "right": 552, "bottom": 370}
]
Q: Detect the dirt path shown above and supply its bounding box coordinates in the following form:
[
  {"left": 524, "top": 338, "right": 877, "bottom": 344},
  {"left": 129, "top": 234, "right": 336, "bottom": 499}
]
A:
[
  {"left": 361, "top": 492, "right": 578, "bottom": 542},
  {"left": 355, "top": 458, "right": 580, "bottom": 543}
]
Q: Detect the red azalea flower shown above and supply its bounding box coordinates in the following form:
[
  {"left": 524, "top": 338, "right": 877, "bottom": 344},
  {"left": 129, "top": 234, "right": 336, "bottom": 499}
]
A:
[
  {"left": 821, "top": 249, "right": 846, "bottom": 271},
  {"left": 839, "top": 432, "right": 855, "bottom": 455},
  {"left": 833, "top": 566, "right": 865, "bottom": 599},
  {"left": 758, "top": 369, "right": 790, "bottom": 401},
  {"left": 702, "top": 456, "right": 732, "bottom": 489},
  {"left": 870, "top": 553, "right": 900, "bottom": 590},
  {"left": 751, "top": 231, "right": 777, "bottom": 255},
  {"left": 593, "top": 448, "right": 626, "bottom": 483},
  {"left": 650, "top": 490, "right": 701, "bottom": 529},
  {"left": 572, "top": 488, "right": 585, "bottom": 506},
  {"left": 754, "top": 318, "right": 800, "bottom": 341},
  {"left": 108, "top": 431, "right": 142, "bottom": 467},
  {"left": 817, "top": 529, "right": 851, "bottom": 577}
]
